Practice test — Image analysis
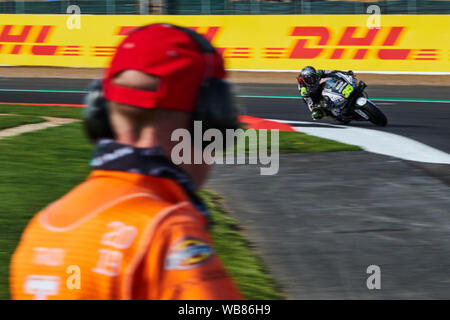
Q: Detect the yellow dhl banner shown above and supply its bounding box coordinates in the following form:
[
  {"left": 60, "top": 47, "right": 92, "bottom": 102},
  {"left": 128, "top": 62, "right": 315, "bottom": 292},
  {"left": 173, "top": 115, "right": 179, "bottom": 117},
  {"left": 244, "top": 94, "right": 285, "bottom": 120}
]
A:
[{"left": 0, "top": 15, "right": 449, "bottom": 72}]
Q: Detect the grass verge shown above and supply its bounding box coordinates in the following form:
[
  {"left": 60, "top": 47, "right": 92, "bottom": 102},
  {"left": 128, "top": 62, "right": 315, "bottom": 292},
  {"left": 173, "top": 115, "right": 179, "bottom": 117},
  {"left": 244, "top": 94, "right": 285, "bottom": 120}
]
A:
[
  {"left": 0, "top": 104, "right": 84, "bottom": 119},
  {"left": 0, "top": 114, "right": 46, "bottom": 130},
  {"left": 0, "top": 123, "right": 93, "bottom": 299},
  {"left": 199, "top": 190, "right": 285, "bottom": 299},
  {"left": 231, "top": 129, "right": 361, "bottom": 154}
]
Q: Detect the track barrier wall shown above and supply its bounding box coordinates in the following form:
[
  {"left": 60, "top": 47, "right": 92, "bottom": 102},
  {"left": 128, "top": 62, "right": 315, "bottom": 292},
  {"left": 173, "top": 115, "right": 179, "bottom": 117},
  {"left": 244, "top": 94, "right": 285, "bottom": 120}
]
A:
[{"left": 0, "top": 15, "right": 448, "bottom": 72}]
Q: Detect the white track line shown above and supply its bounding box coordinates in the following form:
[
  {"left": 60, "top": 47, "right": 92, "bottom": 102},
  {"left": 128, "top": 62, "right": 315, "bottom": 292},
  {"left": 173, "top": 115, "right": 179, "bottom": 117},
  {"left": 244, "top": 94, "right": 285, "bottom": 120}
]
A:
[
  {"left": 241, "top": 96, "right": 449, "bottom": 104},
  {"left": 0, "top": 122, "right": 59, "bottom": 138},
  {"left": 270, "top": 119, "right": 450, "bottom": 164},
  {"left": 0, "top": 117, "right": 79, "bottom": 139},
  {"left": 229, "top": 69, "right": 450, "bottom": 75}
]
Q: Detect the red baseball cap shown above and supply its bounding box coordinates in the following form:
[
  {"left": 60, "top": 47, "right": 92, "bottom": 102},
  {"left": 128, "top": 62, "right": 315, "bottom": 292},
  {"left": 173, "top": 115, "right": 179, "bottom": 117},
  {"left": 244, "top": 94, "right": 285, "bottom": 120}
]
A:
[{"left": 103, "top": 23, "right": 226, "bottom": 111}]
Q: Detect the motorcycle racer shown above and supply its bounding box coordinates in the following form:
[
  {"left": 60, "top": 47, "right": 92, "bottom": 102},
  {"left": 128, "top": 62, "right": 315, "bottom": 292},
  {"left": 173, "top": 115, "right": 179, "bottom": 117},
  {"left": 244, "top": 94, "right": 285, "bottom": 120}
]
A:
[{"left": 297, "top": 66, "right": 354, "bottom": 120}]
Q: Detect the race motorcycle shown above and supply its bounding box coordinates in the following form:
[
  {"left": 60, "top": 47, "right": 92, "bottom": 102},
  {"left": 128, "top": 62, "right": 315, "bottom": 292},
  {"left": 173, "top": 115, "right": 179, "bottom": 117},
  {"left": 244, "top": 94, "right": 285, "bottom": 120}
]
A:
[{"left": 315, "top": 72, "right": 388, "bottom": 126}]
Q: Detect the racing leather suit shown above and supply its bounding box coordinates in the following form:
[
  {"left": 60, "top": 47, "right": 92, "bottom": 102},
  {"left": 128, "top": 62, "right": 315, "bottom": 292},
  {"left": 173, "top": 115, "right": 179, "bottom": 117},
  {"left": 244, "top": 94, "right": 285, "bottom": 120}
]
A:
[{"left": 297, "top": 69, "right": 354, "bottom": 116}]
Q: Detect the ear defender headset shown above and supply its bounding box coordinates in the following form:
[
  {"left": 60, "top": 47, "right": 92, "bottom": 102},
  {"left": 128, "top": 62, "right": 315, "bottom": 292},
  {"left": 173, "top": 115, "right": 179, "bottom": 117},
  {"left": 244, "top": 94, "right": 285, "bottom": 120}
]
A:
[{"left": 83, "top": 23, "right": 240, "bottom": 142}]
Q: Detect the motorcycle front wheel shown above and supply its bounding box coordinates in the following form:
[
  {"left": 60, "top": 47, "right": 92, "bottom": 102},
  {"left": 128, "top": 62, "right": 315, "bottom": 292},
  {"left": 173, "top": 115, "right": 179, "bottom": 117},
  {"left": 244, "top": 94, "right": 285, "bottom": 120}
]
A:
[{"left": 360, "top": 101, "right": 388, "bottom": 127}]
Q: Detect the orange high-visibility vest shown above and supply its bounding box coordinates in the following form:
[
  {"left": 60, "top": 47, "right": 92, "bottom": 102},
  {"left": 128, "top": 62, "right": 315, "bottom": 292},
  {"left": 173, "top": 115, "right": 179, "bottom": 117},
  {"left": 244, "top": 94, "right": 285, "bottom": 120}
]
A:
[{"left": 10, "top": 170, "right": 242, "bottom": 300}]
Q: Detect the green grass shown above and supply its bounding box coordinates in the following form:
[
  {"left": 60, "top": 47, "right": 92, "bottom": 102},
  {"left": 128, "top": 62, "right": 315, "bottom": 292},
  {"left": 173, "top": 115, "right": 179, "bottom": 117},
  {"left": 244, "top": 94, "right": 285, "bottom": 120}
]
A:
[
  {"left": 0, "top": 104, "right": 84, "bottom": 119},
  {"left": 231, "top": 129, "right": 362, "bottom": 154},
  {"left": 278, "top": 130, "right": 361, "bottom": 153},
  {"left": 0, "top": 115, "right": 46, "bottom": 130},
  {"left": 0, "top": 123, "right": 93, "bottom": 299},
  {"left": 200, "top": 190, "right": 285, "bottom": 299}
]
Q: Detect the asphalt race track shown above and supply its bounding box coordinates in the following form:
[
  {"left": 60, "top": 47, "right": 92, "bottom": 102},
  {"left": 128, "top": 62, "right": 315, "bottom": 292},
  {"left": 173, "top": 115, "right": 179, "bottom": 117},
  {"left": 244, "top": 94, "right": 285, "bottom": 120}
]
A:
[
  {"left": 207, "top": 152, "right": 450, "bottom": 299},
  {"left": 0, "top": 78, "right": 449, "bottom": 154},
  {"left": 1, "top": 77, "right": 449, "bottom": 299}
]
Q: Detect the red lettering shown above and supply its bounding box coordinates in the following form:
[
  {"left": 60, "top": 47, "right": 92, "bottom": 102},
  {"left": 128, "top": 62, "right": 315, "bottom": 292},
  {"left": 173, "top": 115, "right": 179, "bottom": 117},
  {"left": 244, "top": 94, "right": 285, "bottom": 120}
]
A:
[
  {"left": 216, "top": 48, "right": 225, "bottom": 56},
  {"left": 60, "top": 45, "right": 82, "bottom": 56},
  {"left": 31, "top": 45, "right": 57, "bottom": 55},
  {"left": 199, "top": 27, "right": 220, "bottom": 43},
  {"left": 289, "top": 39, "right": 319, "bottom": 59},
  {"left": 353, "top": 49, "right": 368, "bottom": 59},
  {"left": 226, "top": 47, "right": 251, "bottom": 58},
  {"left": 92, "top": 46, "right": 116, "bottom": 57},
  {"left": 116, "top": 25, "right": 224, "bottom": 56},
  {"left": 329, "top": 48, "right": 345, "bottom": 59},
  {"left": 0, "top": 25, "right": 32, "bottom": 42},
  {"left": 382, "top": 27, "right": 404, "bottom": 46},
  {"left": 117, "top": 26, "right": 221, "bottom": 43},
  {"left": 338, "top": 27, "right": 378, "bottom": 46},
  {"left": 35, "top": 26, "right": 53, "bottom": 43},
  {"left": 193, "top": 27, "right": 225, "bottom": 56},
  {"left": 289, "top": 27, "right": 329, "bottom": 59},
  {"left": 264, "top": 48, "right": 286, "bottom": 59},
  {"left": 414, "top": 49, "right": 438, "bottom": 60},
  {"left": 377, "top": 49, "right": 410, "bottom": 60},
  {"left": 116, "top": 26, "right": 138, "bottom": 36},
  {"left": 376, "top": 27, "right": 410, "bottom": 60},
  {"left": 10, "top": 44, "right": 22, "bottom": 54}
]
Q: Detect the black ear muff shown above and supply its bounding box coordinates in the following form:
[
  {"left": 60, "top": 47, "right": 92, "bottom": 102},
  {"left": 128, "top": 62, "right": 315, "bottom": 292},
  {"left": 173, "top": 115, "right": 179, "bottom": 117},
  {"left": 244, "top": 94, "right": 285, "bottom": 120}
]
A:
[
  {"left": 171, "top": 25, "right": 241, "bottom": 134},
  {"left": 83, "top": 79, "right": 115, "bottom": 142},
  {"left": 193, "top": 78, "right": 240, "bottom": 135}
]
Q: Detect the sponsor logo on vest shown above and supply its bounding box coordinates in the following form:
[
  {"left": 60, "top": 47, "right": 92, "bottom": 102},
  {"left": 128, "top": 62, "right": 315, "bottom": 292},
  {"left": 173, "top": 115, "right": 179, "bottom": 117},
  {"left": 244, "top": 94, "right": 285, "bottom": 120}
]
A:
[
  {"left": 32, "top": 247, "right": 65, "bottom": 266},
  {"left": 165, "top": 237, "right": 214, "bottom": 270},
  {"left": 24, "top": 275, "right": 60, "bottom": 300}
]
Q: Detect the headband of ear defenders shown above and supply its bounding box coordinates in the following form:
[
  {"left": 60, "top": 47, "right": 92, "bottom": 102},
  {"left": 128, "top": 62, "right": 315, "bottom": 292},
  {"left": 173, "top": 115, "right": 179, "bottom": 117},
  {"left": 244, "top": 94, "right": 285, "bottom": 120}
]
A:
[{"left": 84, "top": 23, "right": 240, "bottom": 142}]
